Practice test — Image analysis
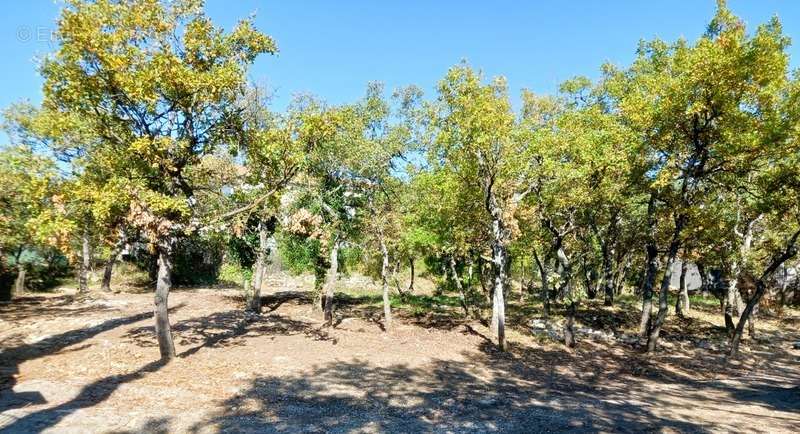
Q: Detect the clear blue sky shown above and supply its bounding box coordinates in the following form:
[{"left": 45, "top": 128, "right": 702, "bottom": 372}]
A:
[{"left": 2, "top": 1, "right": 799, "bottom": 143}]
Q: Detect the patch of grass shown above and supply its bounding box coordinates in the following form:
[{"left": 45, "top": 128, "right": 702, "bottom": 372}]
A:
[{"left": 335, "top": 291, "right": 463, "bottom": 311}]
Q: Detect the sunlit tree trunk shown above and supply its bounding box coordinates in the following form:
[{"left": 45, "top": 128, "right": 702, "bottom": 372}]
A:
[
  {"left": 449, "top": 256, "right": 469, "bottom": 317},
  {"left": 533, "top": 247, "right": 549, "bottom": 318},
  {"left": 249, "top": 221, "right": 269, "bottom": 313},
  {"left": 490, "top": 234, "right": 507, "bottom": 351},
  {"left": 556, "top": 245, "right": 576, "bottom": 347},
  {"left": 322, "top": 237, "right": 340, "bottom": 326},
  {"left": 154, "top": 238, "right": 176, "bottom": 361},
  {"left": 675, "top": 256, "right": 689, "bottom": 317},
  {"left": 378, "top": 229, "right": 392, "bottom": 331},
  {"left": 14, "top": 266, "right": 25, "bottom": 295},
  {"left": 647, "top": 216, "right": 684, "bottom": 352},
  {"left": 101, "top": 232, "right": 126, "bottom": 292},
  {"left": 78, "top": 226, "right": 91, "bottom": 293},
  {"left": 487, "top": 185, "right": 508, "bottom": 350}
]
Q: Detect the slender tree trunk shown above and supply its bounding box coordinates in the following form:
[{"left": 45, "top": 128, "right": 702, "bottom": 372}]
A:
[
  {"left": 100, "top": 256, "right": 116, "bottom": 292},
  {"left": 466, "top": 259, "right": 474, "bottom": 288},
  {"left": 639, "top": 194, "right": 659, "bottom": 337},
  {"left": 379, "top": 234, "right": 392, "bottom": 331},
  {"left": 675, "top": 257, "right": 689, "bottom": 317},
  {"left": 647, "top": 219, "right": 684, "bottom": 352},
  {"left": 14, "top": 265, "right": 26, "bottom": 295},
  {"left": 489, "top": 213, "right": 508, "bottom": 351},
  {"left": 602, "top": 247, "right": 614, "bottom": 306},
  {"left": 729, "top": 229, "right": 799, "bottom": 357},
  {"left": 639, "top": 244, "right": 658, "bottom": 337},
  {"left": 449, "top": 256, "right": 469, "bottom": 317},
  {"left": 697, "top": 262, "right": 709, "bottom": 297},
  {"left": 582, "top": 258, "right": 598, "bottom": 300},
  {"left": 477, "top": 256, "right": 489, "bottom": 303},
  {"left": 322, "top": 238, "right": 340, "bottom": 326},
  {"left": 564, "top": 300, "right": 576, "bottom": 348},
  {"left": 555, "top": 245, "right": 572, "bottom": 296},
  {"left": 101, "top": 233, "right": 126, "bottom": 292},
  {"left": 723, "top": 264, "right": 740, "bottom": 336},
  {"left": 154, "top": 238, "right": 176, "bottom": 361},
  {"left": 78, "top": 226, "right": 91, "bottom": 293},
  {"left": 614, "top": 256, "right": 631, "bottom": 295},
  {"left": 556, "top": 245, "right": 576, "bottom": 347},
  {"left": 747, "top": 303, "right": 758, "bottom": 338},
  {"left": 407, "top": 257, "right": 415, "bottom": 294},
  {"left": 533, "top": 247, "right": 549, "bottom": 318},
  {"left": 249, "top": 221, "right": 269, "bottom": 313},
  {"left": 778, "top": 264, "right": 788, "bottom": 307}
]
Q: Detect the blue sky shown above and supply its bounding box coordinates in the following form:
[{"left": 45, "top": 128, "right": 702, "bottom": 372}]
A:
[{"left": 1, "top": 0, "right": 799, "bottom": 143}]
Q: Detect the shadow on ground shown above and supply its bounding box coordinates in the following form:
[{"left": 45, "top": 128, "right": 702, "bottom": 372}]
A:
[{"left": 2, "top": 291, "right": 799, "bottom": 433}]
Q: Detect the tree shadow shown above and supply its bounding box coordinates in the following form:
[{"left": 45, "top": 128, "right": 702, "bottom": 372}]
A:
[
  {"left": 260, "top": 291, "right": 312, "bottom": 313},
  {"left": 108, "top": 417, "right": 172, "bottom": 434},
  {"left": 0, "top": 300, "right": 184, "bottom": 422},
  {"left": 123, "top": 307, "right": 337, "bottom": 356},
  {"left": 0, "top": 358, "right": 168, "bottom": 433},
  {"left": 191, "top": 349, "right": 710, "bottom": 433},
  {"left": 0, "top": 295, "right": 108, "bottom": 323}
]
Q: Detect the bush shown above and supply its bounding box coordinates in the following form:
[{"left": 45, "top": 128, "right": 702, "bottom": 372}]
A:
[
  {"left": 126, "top": 235, "right": 225, "bottom": 286},
  {"left": 172, "top": 236, "right": 225, "bottom": 285},
  {"left": 277, "top": 231, "right": 321, "bottom": 275}
]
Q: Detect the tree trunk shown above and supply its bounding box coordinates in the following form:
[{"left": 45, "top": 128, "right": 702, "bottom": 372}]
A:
[
  {"left": 489, "top": 217, "right": 508, "bottom": 351},
  {"left": 101, "top": 233, "right": 126, "bottom": 292},
  {"left": 647, "top": 219, "right": 684, "bottom": 352},
  {"left": 564, "top": 300, "right": 577, "bottom": 348},
  {"left": 154, "top": 238, "right": 176, "bottom": 361},
  {"left": 466, "top": 259, "right": 474, "bottom": 288},
  {"left": 449, "top": 256, "right": 469, "bottom": 317},
  {"left": 556, "top": 245, "right": 576, "bottom": 348},
  {"left": 100, "top": 256, "right": 116, "bottom": 292},
  {"left": 747, "top": 304, "right": 757, "bottom": 338},
  {"left": 78, "top": 226, "right": 91, "bottom": 293},
  {"left": 379, "top": 235, "right": 392, "bottom": 331},
  {"left": 614, "top": 254, "right": 631, "bottom": 296},
  {"left": 675, "top": 257, "right": 689, "bottom": 317},
  {"left": 729, "top": 229, "right": 799, "bottom": 357},
  {"left": 407, "top": 257, "right": 415, "bottom": 294},
  {"left": 249, "top": 221, "right": 269, "bottom": 313},
  {"left": 322, "top": 238, "right": 340, "bottom": 326},
  {"left": 14, "top": 265, "right": 26, "bottom": 295},
  {"left": 602, "top": 248, "right": 614, "bottom": 306},
  {"left": 582, "top": 258, "right": 598, "bottom": 300},
  {"left": 697, "top": 262, "right": 709, "bottom": 297},
  {"left": 639, "top": 194, "right": 658, "bottom": 337},
  {"left": 555, "top": 245, "right": 572, "bottom": 298},
  {"left": 533, "top": 247, "right": 549, "bottom": 318},
  {"left": 723, "top": 264, "right": 740, "bottom": 336}
]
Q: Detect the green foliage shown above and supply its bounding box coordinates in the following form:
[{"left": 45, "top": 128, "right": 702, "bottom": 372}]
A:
[
  {"left": 171, "top": 236, "right": 225, "bottom": 285},
  {"left": 276, "top": 231, "right": 322, "bottom": 276},
  {"left": 218, "top": 262, "right": 252, "bottom": 286}
]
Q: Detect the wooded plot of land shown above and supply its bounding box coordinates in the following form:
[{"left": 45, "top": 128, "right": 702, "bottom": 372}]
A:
[
  {"left": 1, "top": 274, "right": 799, "bottom": 433},
  {"left": 2, "top": 0, "right": 800, "bottom": 432}
]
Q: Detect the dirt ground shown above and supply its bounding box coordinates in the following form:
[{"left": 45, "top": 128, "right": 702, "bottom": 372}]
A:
[{"left": 0, "top": 276, "right": 798, "bottom": 433}]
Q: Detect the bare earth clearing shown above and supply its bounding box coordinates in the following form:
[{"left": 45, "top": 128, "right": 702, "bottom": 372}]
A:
[{"left": 0, "top": 276, "right": 798, "bottom": 433}]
